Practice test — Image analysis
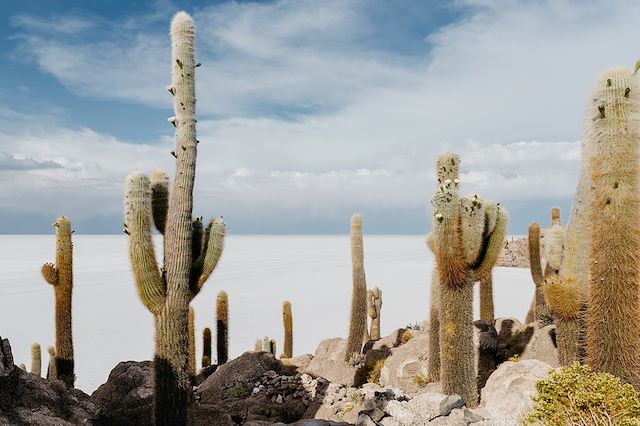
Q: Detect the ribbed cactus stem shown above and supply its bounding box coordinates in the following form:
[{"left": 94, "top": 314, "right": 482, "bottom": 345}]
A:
[
  {"left": 344, "top": 213, "right": 368, "bottom": 362},
  {"left": 367, "top": 287, "right": 382, "bottom": 340},
  {"left": 31, "top": 343, "right": 41, "bottom": 377},
  {"left": 216, "top": 291, "right": 229, "bottom": 365},
  {"left": 46, "top": 346, "right": 56, "bottom": 379},
  {"left": 202, "top": 327, "right": 211, "bottom": 368},
  {"left": 282, "top": 301, "right": 293, "bottom": 358},
  {"left": 427, "top": 267, "right": 440, "bottom": 382},
  {"left": 254, "top": 339, "right": 262, "bottom": 352},
  {"left": 431, "top": 152, "right": 507, "bottom": 408},
  {"left": 188, "top": 306, "right": 195, "bottom": 377},
  {"left": 479, "top": 275, "right": 494, "bottom": 321},
  {"left": 262, "top": 336, "right": 270, "bottom": 352},
  {"left": 150, "top": 170, "right": 169, "bottom": 234},
  {"left": 41, "top": 216, "right": 74, "bottom": 387},
  {"left": 586, "top": 68, "right": 640, "bottom": 389}
]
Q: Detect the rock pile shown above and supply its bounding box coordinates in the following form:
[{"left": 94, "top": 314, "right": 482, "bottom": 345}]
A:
[{"left": 251, "top": 370, "right": 328, "bottom": 406}]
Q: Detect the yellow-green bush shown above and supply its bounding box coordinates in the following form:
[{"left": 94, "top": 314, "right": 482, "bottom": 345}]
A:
[{"left": 523, "top": 363, "right": 640, "bottom": 426}]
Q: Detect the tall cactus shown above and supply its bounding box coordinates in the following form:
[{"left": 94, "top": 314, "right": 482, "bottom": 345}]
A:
[
  {"left": 202, "top": 327, "right": 211, "bottom": 368},
  {"left": 31, "top": 343, "right": 41, "bottom": 377},
  {"left": 282, "top": 300, "right": 293, "bottom": 358},
  {"left": 344, "top": 213, "right": 368, "bottom": 362},
  {"left": 41, "top": 216, "right": 74, "bottom": 387},
  {"left": 367, "top": 287, "right": 382, "bottom": 340},
  {"left": 123, "top": 12, "right": 225, "bottom": 425},
  {"left": 431, "top": 153, "right": 508, "bottom": 407},
  {"left": 216, "top": 291, "right": 229, "bottom": 365},
  {"left": 586, "top": 68, "right": 640, "bottom": 389}
]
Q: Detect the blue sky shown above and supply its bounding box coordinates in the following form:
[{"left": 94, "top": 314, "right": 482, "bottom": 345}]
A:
[{"left": 0, "top": 0, "right": 638, "bottom": 233}]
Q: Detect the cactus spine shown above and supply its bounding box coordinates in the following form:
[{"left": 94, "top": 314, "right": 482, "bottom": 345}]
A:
[
  {"left": 282, "top": 301, "right": 293, "bottom": 358},
  {"left": 123, "top": 12, "right": 226, "bottom": 425},
  {"left": 46, "top": 346, "right": 56, "bottom": 379},
  {"left": 431, "top": 153, "right": 508, "bottom": 407},
  {"left": 344, "top": 213, "right": 368, "bottom": 362},
  {"left": 586, "top": 68, "right": 640, "bottom": 389},
  {"left": 31, "top": 343, "right": 41, "bottom": 377},
  {"left": 216, "top": 291, "right": 229, "bottom": 365},
  {"left": 367, "top": 287, "right": 382, "bottom": 340},
  {"left": 202, "top": 327, "right": 211, "bottom": 368},
  {"left": 41, "top": 216, "right": 74, "bottom": 387}
]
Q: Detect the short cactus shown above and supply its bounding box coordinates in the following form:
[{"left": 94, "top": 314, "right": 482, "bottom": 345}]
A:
[
  {"left": 254, "top": 339, "right": 262, "bottom": 352},
  {"left": 216, "top": 291, "right": 229, "bottom": 365},
  {"left": 430, "top": 153, "right": 508, "bottom": 407},
  {"left": 344, "top": 213, "right": 368, "bottom": 362},
  {"left": 46, "top": 346, "right": 56, "bottom": 379},
  {"left": 31, "top": 343, "right": 41, "bottom": 377},
  {"left": 262, "top": 336, "right": 270, "bottom": 352},
  {"left": 367, "top": 287, "right": 382, "bottom": 340},
  {"left": 41, "top": 216, "right": 74, "bottom": 387},
  {"left": 202, "top": 327, "right": 211, "bottom": 368},
  {"left": 123, "top": 12, "right": 226, "bottom": 425},
  {"left": 586, "top": 68, "right": 640, "bottom": 389},
  {"left": 282, "top": 301, "right": 293, "bottom": 358},
  {"left": 269, "top": 339, "right": 276, "bottom": 356}
]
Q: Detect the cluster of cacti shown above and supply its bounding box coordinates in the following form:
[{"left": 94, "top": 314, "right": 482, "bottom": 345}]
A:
[
  {"left": 585, "top": 68, "right": 640, "bottom": 389},
  {"left": 282, "top": 301, "right": 293, "bottom": 358},
  {"left": 31, "top": 343, "right": 41, "bottom": 377},
  {"left": 430, "top": 152, "right": 508, "bottom": 407},
  {"left": 366, "top": 287, "right": 382, "bottom": 340},
  {"left": 257, "top": 336, "right": 276, "bottom": 355},
  {"left": 525, "top": 207, "right": 565, "bottom": 325},
  {"left": 202, "top": 327, "right": 211, "bottom": 368},
  {"left": 123, "top": 11, "right": 225, "bottom": 425},
  {"left": 41, "top": 216, "right": 75, "bottom": 387},
  {"left": 344, "top": 213, "right": 368, "bottom": 362},
  {"left": 216, "top": 291, "right": 229, "bottom": 365}
]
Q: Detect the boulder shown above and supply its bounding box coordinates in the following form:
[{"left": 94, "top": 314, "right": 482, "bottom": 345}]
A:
[
  {"left": 479, "top": 359, "right": 552, "bottom": 421},
  {"left": 520, "top": 324, "right": 558, "bottom": 367},
  {"left": 303, "top": 339, "right": 358, "bottom": 387},
  {"left": 378, "top": 330, "right": 429, "bottom": 394},
  {"left": 383, "top": 391, "right": 448, "bottom": 425},
  {"left": 91, "top": 360, "right": 153, "bottom": 425},
  {"left": 285, "top": 353, "right": 314, "bottom": 371},
  {"left": 198, "top": 351, "right": 289, "bottom": 403},
  {"left": 0, "top": 337, "right": 96, "bottom": 425}
]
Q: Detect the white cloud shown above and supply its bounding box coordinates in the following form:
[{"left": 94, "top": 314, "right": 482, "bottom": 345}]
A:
[{"left": 4, "top": 0, "right": 639, "bottom": 230}]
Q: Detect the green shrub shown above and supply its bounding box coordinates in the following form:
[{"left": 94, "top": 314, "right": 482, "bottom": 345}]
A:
[{"left": 523, "top": 363, "right": 640, "bottom": 426}]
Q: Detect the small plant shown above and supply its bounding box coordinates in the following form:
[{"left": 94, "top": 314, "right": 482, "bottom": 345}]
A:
[
  {"left": 400, "top": 330, "right": 413, "bottom": 345},
  {"left": 367, "top": 359, "right": 386, "bottom": 384},
  {"left": 225, "top": 383, "right": 250, "bottom": 399},
  {"left": 523, "top": 363, "right": 640, "bottom": 426},
  {"left": 412, "top": 374, "right": 430, "bottom": 388},
  {"left": 508, "top": 354, "right": 520, "bottom": 363},
  {"left": 347, "top": 352, "right": 365, "bottom": 368}
]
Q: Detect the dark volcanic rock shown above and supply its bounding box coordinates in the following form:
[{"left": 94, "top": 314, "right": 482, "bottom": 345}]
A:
[
  {"left": 91, "top": 360, "right": 153, "bottom": 426},
  {"left": 0, "top": 336, "right": 96, "bottom": 425}
]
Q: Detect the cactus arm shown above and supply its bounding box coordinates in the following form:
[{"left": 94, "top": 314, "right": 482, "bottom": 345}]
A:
[
  {"left": 190, "top": 217, "right": 225, "bottom": 296},
  {"left": 461, "top": 195, "right": 487, "bottom": 265},
  {"left": 150, "top": 170, "right": 169, "bottom": 235},
  {"left": 472, "top": 207, "right": 509, "bottom": 282},
  {"left": 191, "top": 217, "right": 204, "bottom": 261},
  {"left": 527, "top": 222, "right": 544, "bottom": 288},
  {"left": 42, "top": 263, "right": 59, "bottom": 286},
  {"left": 125, "top": 173, "right": 166, "bottom": 314}
]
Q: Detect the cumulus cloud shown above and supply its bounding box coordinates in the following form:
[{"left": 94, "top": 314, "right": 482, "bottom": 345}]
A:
[{"left": 3, "top": 0, "right": 637, "bottom": 232}]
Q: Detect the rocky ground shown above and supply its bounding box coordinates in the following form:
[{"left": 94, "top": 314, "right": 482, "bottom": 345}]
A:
[
  {"left": 0, "top": 315, "right": 559, "bottom": 425},
  {"left": 497, "top": 236, "right": 540, "bottom": 268}
]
